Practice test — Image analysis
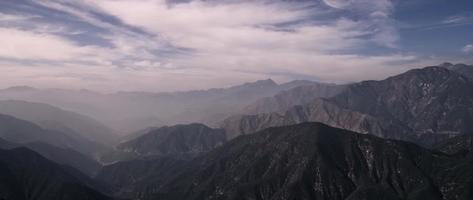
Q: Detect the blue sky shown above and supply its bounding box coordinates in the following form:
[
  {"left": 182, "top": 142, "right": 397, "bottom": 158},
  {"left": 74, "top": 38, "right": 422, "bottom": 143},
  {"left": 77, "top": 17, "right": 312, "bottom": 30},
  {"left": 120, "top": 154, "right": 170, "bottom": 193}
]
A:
[{"left": 0, "top": 0, "right": 472, "bottom": 92}]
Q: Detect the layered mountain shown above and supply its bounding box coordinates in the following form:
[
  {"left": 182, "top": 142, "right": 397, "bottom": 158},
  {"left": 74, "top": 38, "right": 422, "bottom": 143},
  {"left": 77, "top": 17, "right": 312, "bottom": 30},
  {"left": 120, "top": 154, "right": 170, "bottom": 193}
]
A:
[
  {"left": 25, "top": 142, "right": 102, "bottom": 177},
  {"left": 0, "top": 100, "right": 117, "bottom": 144},
  {"left": 223, "top": 66, "right": 473, "bottom": 145},
  {"left": 243, "top": 83, "right": 346, "bottom": 114},
  {"left": 0, "top": 138, "right": 101, "bottom": 177},
  {"left": 0, "top": 113, "right": 105, "bottom": 157},
  {"left": 0, "top": 147, "right": 112, "bottom": 200},
  {"left": 100, "top": 123, "right": 473, "bottom": 200},
  {"left": 101, "top": 123, "right": 226, "bottom": 163},
  {"left": 0, "top": 137, "right": 16, "bottom": 149},
  {"left": 0, "top": 79, "right": 317, "bottom": 132},
  {"left": 223, "top": 99, "right": 409, "bottom": 140}
]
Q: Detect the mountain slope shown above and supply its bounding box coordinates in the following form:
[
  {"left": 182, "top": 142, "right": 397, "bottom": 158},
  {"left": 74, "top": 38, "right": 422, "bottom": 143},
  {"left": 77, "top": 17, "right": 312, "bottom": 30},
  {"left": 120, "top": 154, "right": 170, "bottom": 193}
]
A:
[
  {"left": 434, "top": 134, "right": 473, "bottom": 156},
  {"left": 96, "top": 156, "right": 188, "bottom": 198},
  {"left": 0, "top": 113, "right": 104, "bottom": 157},
  {"left": 440, "top": 63, "right": 473, "bottom": 80},
  {"left": 223, "top": 98, "right": 411, "bottom": 139},
  {"left": 101, "top": 123, "right": 226, "bottom": 163},
  {"left": 222, "top": 66, "right": 473, "bottom": 145},
  {"left": 117, "top": 123, "right": 226, "bottom": 157},
  {"left": 329, "top": 66, "right": 473, "bottom": 136},
  {"left": 0, "top": 147, "right": 112, "bottom": 200},
  {"left": 0, "top": 100, "right": 117, "bottom": 144},
  {"left": 137, "top": 123, "right": 473, "bottom": 200},
  {"left": 25, "top": 142, "right": 102, "bottom": 177},
  {"left": 0, "top": 138, "right": 101, "bottom": 177}
]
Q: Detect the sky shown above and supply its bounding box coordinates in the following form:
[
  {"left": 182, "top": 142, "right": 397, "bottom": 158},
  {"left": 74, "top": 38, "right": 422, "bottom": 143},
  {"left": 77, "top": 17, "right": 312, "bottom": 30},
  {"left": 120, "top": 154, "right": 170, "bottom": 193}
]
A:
[{"left": 0, "top": 0, "right": 472, "bottom": 92}]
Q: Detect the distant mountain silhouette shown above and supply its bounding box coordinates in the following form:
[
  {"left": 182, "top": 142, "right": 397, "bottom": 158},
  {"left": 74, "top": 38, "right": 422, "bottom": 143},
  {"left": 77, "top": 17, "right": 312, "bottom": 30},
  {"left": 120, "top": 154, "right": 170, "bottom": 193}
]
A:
[
  {"left": 0, "top": 79, "right": 318, "bottom": 132},
  {"left": 0, "top": 113, "right": 105, "bottom": 157},
  {"left": 0, "top": 100, "right": 117, "bottom": 144}
]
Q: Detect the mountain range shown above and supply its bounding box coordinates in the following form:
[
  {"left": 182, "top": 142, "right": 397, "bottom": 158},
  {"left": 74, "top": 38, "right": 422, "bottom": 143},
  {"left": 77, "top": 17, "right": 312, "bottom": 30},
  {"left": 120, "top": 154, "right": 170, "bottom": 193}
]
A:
[
  {"left": 222, "top": 65, "right": 473, "bottom": 146},
  {"left": 97, "top": 123, "right": 473, "bottom": 200},
  {"left": 0, "top": 63, "right": 472, "bottom": 199},
  {"left": 0, "top": 79, "right": 319, "bottom": 133}
]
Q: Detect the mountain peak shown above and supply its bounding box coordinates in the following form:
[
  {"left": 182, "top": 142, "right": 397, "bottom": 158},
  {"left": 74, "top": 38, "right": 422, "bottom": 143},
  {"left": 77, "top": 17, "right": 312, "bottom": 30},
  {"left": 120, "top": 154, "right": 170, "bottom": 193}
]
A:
[
  {"left": 439, "top": 62, "right": 454, "bottom": 67},
  {"left": 251, "top": 78, "right": 277, "bottom": 86},
  {"left": 233, "top": 78, "right": 278, "bottom": 89},
  {"left": 395, "top": 66, "right": 456, "bottom": 80}
]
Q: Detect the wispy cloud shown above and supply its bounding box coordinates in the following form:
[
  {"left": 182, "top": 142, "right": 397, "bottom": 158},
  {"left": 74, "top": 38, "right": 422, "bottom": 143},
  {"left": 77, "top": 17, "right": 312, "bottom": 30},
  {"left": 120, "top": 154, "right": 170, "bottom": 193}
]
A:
[
  {"left": 0, "top": 0, "right": 434, "bottom": 91},
  {"left": 463, "top": 44, "right": 473, "bottom": 53},
  {"left": 0, "top": 13, "right": 37, "bottom": 21}
]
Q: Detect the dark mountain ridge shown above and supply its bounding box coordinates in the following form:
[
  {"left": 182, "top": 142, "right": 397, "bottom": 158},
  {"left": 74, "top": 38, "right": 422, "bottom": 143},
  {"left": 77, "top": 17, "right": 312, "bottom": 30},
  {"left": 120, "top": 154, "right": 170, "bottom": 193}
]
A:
[
  {"left": 0, "top": 138, "right": 101, "bottom": 177},
  {"left": 0, "top": 147, "right": 112, "bottom": 200},
  {"left": 440, "top": 63, "right": 473, "bottom": 80},
  {"left": 98, "top": 122, "right": 473, "bottom": 200}
]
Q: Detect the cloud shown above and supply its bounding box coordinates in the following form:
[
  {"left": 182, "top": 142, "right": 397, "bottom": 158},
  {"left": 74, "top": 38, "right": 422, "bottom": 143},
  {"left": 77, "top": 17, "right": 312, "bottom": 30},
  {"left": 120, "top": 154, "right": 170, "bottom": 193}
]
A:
[
  {"left": 463, "top": 44, "right": 473, "bottom": 53},
  {"left": 0, "top": 27, "right": 113, "bottom": 62},
  {"left": 0, "top": 13, "right": 36, "bottom": 21},
  {"left": 0, "top": 0, "right": 426, "bottom": 92}
]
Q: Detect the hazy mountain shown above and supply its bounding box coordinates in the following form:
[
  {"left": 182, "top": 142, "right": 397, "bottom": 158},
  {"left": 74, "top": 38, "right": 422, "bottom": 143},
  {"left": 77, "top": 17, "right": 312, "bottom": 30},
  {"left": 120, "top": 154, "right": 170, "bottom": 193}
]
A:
[
  {"left": 222, "top": 98, "right": 411, "bottom": 140},
  {"left": 0, "top": 87, "right": 158, "bottom": 134},
  {"left": 0, "top": 100, "right": 117, "bottom": 144},
  {"left": 0, "top": 147, "right": 112, "bottom": 200},
  {"left": 0, "top": 138, "right": 101, "bottom": 177},
  {"left": 0, "top": 137, "right": 16, "bottom": 149},
  {"left": 102, "top": 123, "right": 473, "bottom": 200},
  {"left": 223, "top": 66, "right": 473, "bottom": 145},
  {"left": 101, "top": 123, "right": 226, "bottom": 163},
  {"left": 118, "top": 123, "right": 226, "bottom": 156},
  {"left": 0, "top": 79, "right": 318, "bottom": 132},
  {"left": 243, "top": 83, "right": 347, "bottom": 114},
  {"left": 116, "top": 126, "right": 161, "bottom": 145},
  {"left": 0, "top": 113, "right": 105, "bottom": 157},
  {"left": 26, "top": 142, "right": 102, "bottom": 177}
]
